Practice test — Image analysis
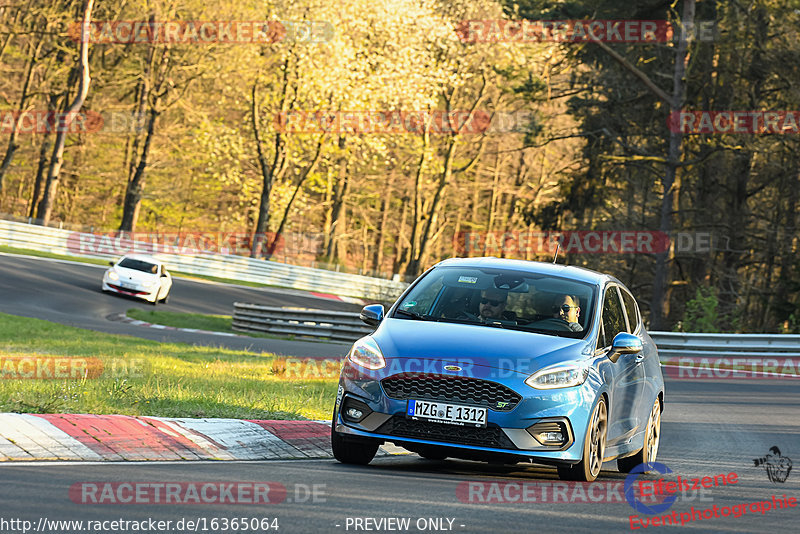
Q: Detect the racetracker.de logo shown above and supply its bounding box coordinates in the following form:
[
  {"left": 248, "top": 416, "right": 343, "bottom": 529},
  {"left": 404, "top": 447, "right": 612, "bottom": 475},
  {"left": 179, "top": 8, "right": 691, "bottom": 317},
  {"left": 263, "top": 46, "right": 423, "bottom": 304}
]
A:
[
  {"left": 661, "top": 357, "right": 800, "bottom": 380},
  {"left": 455, "top": 480, "right": 711, "bottom": 505},
  {"left": 0, "top": 356, "right": 146, "bottom": 379},
  {"left": 669, "top": 111, "right": 800, "bottom": 134},
  {"left": 455, "top": 231, "right": 671, "bottom": 256},
  {"left": 69, "top": 21, "right": 282, "bottom": 44},
  {"left": 66, "top": 231, "right": 324, "bottom": 257},
  {"left": 70, "top": 482, "right": 288, "bottom": 504},
  {"left": 455, "top": 20, "right": 671, "bottom": 43},
  {"left": 273, "top": 110, "right": 495, "bottom": 135},
  {"left": 0, "top": 111, "right": 103, "bottom": 134}
]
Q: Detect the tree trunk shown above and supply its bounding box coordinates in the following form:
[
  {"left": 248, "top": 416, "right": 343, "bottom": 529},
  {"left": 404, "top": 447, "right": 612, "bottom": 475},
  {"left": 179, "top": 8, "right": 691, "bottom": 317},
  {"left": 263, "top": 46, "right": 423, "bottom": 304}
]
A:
[
  {"left": 268, "top": 135, "right": 326, "bottom": 257},
  {"left": 0, "top": 37, "right": 43, "bottom": 196},
  {"left": 37, "top": 0, "right": 95, "bottom": 225},
  {"left": 119, "top": 25, "right": 168, "bottom": 233},
  {"left": 119, "top": 106, "right": 158, "bottom": 232},
  {"left": 404, "top": 129, "right": 430, "bottom": 274},
  {"left": 325, "top": 139, "right": 351, "bottom": 260},
  {"left": 371, "top": 171, "right": 393, "bottom": 273},
  {"left": 406, "top": 135, "right": 457, "bottom": 276},
  {"left": 251, "top": 60, "right": 290, "bottom": 258}
]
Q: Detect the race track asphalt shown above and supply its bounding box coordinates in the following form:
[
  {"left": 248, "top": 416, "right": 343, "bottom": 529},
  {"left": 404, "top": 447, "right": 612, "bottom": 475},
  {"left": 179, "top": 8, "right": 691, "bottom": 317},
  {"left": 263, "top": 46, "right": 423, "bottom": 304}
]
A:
[
  {"left": 0, "top": 378, "right": 797, "bottom": 533},
  {"left": 0, "top": 253, "right": 362, "bottom": 358}
]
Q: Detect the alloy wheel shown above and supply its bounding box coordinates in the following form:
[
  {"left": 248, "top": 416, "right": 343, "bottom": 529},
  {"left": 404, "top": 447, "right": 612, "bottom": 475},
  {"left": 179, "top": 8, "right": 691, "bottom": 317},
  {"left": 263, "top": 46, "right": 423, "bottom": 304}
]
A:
[
  {"left": 588, "top": 400, "right": 608, "bottom": 478},
  {"left": 646, "top": 400, "right": 661, "bottom": 463}
]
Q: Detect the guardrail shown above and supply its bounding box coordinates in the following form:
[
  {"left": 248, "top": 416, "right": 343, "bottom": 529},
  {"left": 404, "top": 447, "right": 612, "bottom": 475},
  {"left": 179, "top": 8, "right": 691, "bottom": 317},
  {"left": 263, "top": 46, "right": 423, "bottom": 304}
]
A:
[
  {"left": 651, "top": 332, "right": 800, "bottom": 359},
  {"left": 0, "top": 219, "right": 407, "bottom": 301},
  {"left": 231, "top": 305, "right": 800, "bottom": 356},
  {"left": 232, "top": 303, "right": 373, "bottom": 342}
]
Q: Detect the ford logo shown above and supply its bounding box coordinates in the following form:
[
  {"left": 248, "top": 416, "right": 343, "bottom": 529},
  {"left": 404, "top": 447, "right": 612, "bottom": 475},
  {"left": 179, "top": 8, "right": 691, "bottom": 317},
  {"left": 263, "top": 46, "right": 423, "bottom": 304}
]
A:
[{"left": 444, "top": 365, "right": 462, "bottom": 372}]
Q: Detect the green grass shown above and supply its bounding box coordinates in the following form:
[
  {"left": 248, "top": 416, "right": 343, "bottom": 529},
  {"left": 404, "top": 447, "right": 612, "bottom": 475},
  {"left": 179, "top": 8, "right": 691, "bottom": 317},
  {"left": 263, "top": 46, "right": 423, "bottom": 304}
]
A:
[
  {"left": 0, "top": 312, "right": 338, "bottom": 420},
  {"left": 0, "top": 244, "right": 280, "bottom": 289},
  {"left": 127, "top": 309, "right": 240, "bottom": 334}
]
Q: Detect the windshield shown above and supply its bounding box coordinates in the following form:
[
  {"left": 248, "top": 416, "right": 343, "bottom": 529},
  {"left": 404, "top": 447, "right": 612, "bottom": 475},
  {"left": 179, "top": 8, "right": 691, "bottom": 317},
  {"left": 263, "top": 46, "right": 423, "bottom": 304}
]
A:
[
  {"left": 118, "top": 258, "right": 158, "bottom": 274},
  {"left": 394, "top": 266, "right": 596, "bottom": 338}
]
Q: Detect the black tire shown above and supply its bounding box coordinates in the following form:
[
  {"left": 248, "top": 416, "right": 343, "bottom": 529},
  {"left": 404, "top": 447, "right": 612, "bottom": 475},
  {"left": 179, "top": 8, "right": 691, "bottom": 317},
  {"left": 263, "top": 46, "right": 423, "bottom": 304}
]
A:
[
  {"left": 557, "top": 397, "right": 608, "bottom": 481},
  {"left": 160, "top": 291, "right": 170, "bottom": 304},
  {"left": 330, "top": 410, "right": 379, "bottom": 465},
  {"left": 618, "top": 397, "right": 661, "bottom": 473}
]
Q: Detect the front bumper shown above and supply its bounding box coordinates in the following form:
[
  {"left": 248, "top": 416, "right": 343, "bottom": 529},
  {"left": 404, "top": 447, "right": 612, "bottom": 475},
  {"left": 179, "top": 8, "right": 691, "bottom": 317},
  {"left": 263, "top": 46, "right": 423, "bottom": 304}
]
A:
[
  {"left": 335, "top": 360, "right": 603, "bottom": 464},
  {"left": 102, "top": 280, "right": 157, "bottom": 301}
]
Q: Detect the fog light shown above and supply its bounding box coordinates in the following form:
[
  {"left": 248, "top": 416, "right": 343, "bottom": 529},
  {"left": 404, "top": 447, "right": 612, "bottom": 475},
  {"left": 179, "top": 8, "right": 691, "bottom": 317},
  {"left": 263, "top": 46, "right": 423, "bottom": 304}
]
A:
[
  {"left": 346, "top": 408, "right": 364, "bottom": 420},
  {"left": 341, "top": 398, "right": 372, "bottom": 423},
  {"left": 526, "top": 419, "right": 572, "bottom": 448}
]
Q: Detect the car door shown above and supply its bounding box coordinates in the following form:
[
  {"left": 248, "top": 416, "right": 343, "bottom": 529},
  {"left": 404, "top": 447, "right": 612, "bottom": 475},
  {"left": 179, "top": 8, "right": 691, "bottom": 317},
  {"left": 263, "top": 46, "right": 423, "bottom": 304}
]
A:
[
  {"left": 158, "top": 266, "right": 172, "bottom": 296},
  {"left": 600, "top": 284, "right": 645, "bottom": 446},
  {"left": 619, "top": 286, "right": 658, "bottom": 422}
]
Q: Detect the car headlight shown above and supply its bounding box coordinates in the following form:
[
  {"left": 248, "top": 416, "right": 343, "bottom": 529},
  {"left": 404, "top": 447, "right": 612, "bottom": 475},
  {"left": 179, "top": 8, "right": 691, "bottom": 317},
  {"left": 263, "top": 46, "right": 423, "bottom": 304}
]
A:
[
  {"left": 525, "top": 363, "right": 589, "bottom": 389},
  {"left": 107, "top": 270, "right": 119, "bottom": 281},
  {"left": 348, "top": 336, "right": 386, "bottom": 370}
]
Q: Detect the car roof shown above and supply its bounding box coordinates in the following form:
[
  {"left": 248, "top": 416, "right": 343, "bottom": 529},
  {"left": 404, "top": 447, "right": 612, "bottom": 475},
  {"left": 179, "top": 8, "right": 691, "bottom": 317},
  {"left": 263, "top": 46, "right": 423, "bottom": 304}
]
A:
[
  {"left": 118, "top": 254, "right": 162, "bottom": 266},
  {"left": 434, "top": 257, "right": 616, "bottom": 286}
]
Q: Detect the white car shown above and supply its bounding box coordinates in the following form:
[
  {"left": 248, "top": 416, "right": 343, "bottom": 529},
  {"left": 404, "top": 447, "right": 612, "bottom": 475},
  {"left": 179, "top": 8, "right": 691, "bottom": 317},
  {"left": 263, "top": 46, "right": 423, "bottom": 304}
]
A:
[{"left": 102, "top": 255, "right": 172, "bottom": 305}]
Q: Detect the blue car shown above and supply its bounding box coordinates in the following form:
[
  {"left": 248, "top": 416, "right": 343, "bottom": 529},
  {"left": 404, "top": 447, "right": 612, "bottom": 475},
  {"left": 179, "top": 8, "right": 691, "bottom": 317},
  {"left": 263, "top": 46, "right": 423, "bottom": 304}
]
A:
[{"left": 331, "top": 257, "right": 664, "bottom": 481}]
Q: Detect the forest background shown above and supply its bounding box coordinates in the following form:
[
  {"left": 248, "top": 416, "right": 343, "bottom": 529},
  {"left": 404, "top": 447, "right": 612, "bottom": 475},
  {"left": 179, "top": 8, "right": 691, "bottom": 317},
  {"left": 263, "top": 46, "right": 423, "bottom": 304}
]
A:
[{"left": 1, "top": 0, "right": 798, "bottom": 333}]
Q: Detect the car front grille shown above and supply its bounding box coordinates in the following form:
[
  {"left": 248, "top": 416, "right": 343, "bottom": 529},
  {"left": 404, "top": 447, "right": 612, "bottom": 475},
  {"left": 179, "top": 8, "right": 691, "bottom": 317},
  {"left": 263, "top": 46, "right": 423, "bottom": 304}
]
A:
[
  {"left": 108, "top": 284, "right": 147, "bottom": 295},
  {"left": 375, "top": 416, "right": 517, "bottom": 449},
  {"left": 381, "top": 373, "right": 521, "bottom": 411}
]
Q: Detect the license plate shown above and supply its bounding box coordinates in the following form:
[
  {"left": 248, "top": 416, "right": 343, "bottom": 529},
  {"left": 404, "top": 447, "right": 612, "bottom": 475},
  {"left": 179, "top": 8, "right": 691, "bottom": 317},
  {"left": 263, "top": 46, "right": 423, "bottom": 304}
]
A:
[{"left": 407, "top": 399, "right": 487, "bottom": 427}]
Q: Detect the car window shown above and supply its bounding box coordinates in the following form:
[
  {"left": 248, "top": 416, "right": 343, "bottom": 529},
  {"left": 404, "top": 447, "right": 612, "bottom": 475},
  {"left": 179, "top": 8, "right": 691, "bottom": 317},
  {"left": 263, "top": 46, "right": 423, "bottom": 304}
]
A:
[
  {"left": 620, "top": 288, "right": 640, "bottom": 333},
  {"left": 118, "top": 258, "right": 158, "bottom": 274},
  {"left": 599, "top": 286, "right": 625, "bottom": 348},
  {"left": 394, "top": 266, "right": 595, "bottom": 338}
]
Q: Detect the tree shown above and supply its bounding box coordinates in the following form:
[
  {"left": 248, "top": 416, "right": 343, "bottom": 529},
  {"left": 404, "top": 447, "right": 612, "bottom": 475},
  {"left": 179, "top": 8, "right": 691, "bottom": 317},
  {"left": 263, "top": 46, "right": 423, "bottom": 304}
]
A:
[{"left": 37, "top": 0, "right": 95, "bottom": 225}]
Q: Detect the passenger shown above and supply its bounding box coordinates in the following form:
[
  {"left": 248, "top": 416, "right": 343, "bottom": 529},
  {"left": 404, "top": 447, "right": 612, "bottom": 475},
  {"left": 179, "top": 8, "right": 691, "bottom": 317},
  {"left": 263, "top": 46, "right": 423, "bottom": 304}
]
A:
[{"left": 478, "top": 288, "right": 516, "bottom": 322}]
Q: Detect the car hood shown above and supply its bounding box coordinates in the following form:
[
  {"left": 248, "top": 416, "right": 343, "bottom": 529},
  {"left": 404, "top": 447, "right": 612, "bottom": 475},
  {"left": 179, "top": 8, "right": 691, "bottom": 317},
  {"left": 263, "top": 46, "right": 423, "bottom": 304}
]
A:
[
  {"left": 371, "top": 318, "right": 589, "bottom": 377},
  {"left": 111, "top": 266, "right": 157, "bottom": 284}
]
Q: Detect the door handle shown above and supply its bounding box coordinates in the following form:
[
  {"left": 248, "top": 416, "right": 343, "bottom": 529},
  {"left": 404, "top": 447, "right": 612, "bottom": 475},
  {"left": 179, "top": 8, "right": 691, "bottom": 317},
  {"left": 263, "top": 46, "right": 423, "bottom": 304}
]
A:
[{"left": 634, "top": 354, "right": 645, "bottom": 363}]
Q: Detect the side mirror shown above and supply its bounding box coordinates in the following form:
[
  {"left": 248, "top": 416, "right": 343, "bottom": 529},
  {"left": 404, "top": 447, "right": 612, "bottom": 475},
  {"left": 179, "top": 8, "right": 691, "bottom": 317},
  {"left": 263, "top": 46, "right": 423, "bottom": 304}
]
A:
[
  {"left": 607, "top": 332, "right": 643, "bottom": 363},
  {"left": 108, "top": 261, "right": 115, "bottom": 266},
  {"left": 360, "top": 304, "right": 385, "bottom": 327}
]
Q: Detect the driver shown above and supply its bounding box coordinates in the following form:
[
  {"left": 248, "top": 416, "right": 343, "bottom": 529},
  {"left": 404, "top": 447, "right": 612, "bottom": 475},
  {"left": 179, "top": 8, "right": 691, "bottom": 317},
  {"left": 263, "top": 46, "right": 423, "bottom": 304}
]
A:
[
  {"left": 553, "top": 294, "right": 583, "bottom": 332},
  {"left": 478, "top": 288, "right": 514, "bottom": 322}
]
